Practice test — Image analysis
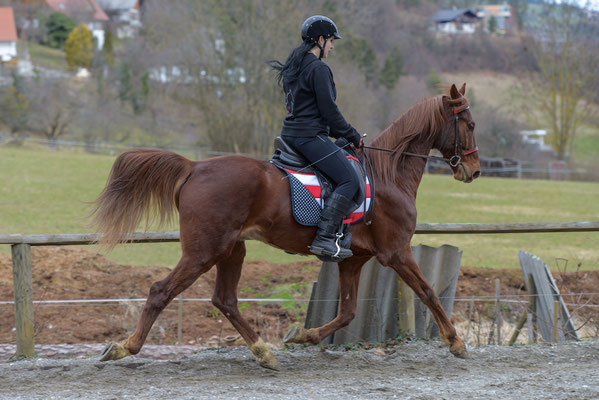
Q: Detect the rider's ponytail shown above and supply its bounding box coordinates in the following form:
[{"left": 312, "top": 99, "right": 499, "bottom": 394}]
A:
[{"left": 268, "top": 41, "right": 313, "bottom": 86}]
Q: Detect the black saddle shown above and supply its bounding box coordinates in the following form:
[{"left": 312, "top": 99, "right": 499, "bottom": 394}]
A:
[{"left": 270, "top": 136, "right": 368, "bottom": 208}]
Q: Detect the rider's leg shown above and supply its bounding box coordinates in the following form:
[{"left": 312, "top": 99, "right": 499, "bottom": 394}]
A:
[{"left": 283, "top": 135, "right": 360, "bottom": 259}]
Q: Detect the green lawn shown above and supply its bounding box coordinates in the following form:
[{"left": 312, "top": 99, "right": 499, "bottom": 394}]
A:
[
  {"left": 1, "top": 144, "right": 598, "bottom": 270},
  {"left": 0, "top": 144, "right": 311, "bottom": 267},
  {"left": 24, "top": 41, "right": 68, "bottom": 70}
]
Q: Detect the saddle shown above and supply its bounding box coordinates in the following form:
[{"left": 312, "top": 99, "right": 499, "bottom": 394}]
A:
[{"left": 270, "top": 136, "right": 372, "bottom": 227}]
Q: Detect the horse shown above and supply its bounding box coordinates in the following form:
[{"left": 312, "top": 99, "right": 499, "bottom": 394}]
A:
[{"left": 91, "top": 83, "right": 480, "bottom": 370}]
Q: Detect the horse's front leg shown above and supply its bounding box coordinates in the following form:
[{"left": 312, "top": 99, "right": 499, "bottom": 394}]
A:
[
  {"left": 283, "top": 256, "right": 369, "bottom": 345},
  {"left": 385, "top": 247, "right": 469, "bottom": 358}
]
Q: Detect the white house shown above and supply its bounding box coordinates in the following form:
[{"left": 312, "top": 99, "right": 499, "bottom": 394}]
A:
[
  {"left": 45, "top": 0, "right": 109, "bottom": 49},
  {"left": 520, "top": 129, "right": 554, "bottom": 152},
  {"left": 95, "top": 0, "right": 141, "bottom": 38},
  {"left": 430, "top": 9, "right": 481, "bottom": 34},
  {"left": 0, "top": 7, "right": 18, "bottom": 62},
  {"left": 476, "top": 4, "right": 513, "bottom": 35}
]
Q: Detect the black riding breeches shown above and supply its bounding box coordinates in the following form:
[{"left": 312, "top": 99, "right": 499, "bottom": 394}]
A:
[{"left": 282, "top": 134, "right": 360, "bottom": 201}]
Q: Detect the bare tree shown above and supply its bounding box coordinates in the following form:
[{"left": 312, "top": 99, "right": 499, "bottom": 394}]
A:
[
  {"left": 27, "top": 78, "right": 76, "bottom": 145},
  {"left": 521, "top": 1, "right": 599, "bottom": 160},
  {"left": 137, "top": 0, "right": 307, "bottom": 156}
]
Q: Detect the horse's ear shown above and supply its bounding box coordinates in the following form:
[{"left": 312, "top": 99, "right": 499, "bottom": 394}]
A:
[
  {"left": 459, "top": 83, "right": 466, "bottom": 96},
  {"left": 449, "top": 84, "right": 460, "bottom": 99}
]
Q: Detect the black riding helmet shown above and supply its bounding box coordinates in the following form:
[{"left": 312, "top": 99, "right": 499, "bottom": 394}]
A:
[{"left": 301, "top": 15, "right": 341, "bottom": 59}]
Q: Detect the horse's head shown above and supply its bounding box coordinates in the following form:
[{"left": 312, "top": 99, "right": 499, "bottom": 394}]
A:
[{"left": 435, "top": 83, "right": 481, "bottom": 183}]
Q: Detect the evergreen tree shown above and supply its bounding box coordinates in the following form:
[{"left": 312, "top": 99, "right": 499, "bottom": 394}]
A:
[
  {"left": 426, "top": 69, "right": 443, "bottom": 94},
  {"left": 488, "top": 16, "right": 498, "bottom": 34},
  {"left": 379, "top": 47, "right": 404, "bottom": 90},
  {"left": 64, "top": 23, "right": 94, "bottom": 69},
  {"left": 44, "top": 12, "right": 75, "bottom": 48}
]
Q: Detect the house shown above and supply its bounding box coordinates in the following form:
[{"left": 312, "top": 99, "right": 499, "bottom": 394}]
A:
[
  {"left": 520, "top": 129, "right": 553, "bottom": 152},
  {"left": 430, "top": 9, "right": 481, "bottom": 34},
  {"left": 476, "top": 4, "right": 513, "bottom": 35},
  {"left": 45, "top": 0, "right": 109, "bottom": 49},
  {"left": 0, "top": 7, "right": 18, "bottom": 63},
  {"left": 95, "top": 0, "right": 141, "bottom": 38}
]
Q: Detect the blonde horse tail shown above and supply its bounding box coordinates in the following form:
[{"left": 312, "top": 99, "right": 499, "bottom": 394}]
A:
[{"left": 89, "top": 149, "right": 193, "bottom": 248}]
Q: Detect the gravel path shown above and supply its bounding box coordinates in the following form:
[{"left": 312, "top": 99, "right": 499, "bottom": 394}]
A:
[{"left": 1, "top": 340, "right": 598, "bottom": 399}]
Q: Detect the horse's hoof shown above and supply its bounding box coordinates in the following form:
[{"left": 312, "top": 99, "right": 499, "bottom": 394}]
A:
[
  {"left": 450, "top": 341, "right": 470, "bottom": 359},
  {"left": 99, "top": 342, "right": 132, "bottom": 362},
  {"left": 283, "top": 326, "right": 306, "bottom": 344},
  {"left": 257, "top": 351, "right": 280, "bottom": 371},
  {"left": 249, "top": 339, "right": 280, "bottom": 371}
]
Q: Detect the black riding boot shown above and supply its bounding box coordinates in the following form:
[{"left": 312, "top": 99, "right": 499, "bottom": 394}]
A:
[{"left": 310, "top": 193, "right": 357, "bottom": 260}]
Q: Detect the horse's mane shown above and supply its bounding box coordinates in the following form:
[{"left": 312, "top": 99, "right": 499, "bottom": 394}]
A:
[{"left": 368, "top": 95, "right": 449, "bottom": 184}]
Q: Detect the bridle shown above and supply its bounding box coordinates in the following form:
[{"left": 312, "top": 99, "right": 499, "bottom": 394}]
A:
[{"left": 363, "top": 106, "right": 478, "bottom": 168}]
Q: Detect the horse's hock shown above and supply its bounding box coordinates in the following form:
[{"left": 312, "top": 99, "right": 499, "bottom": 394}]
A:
[{"left": 304, "top": 244, "right": 462, "bottom": 344}]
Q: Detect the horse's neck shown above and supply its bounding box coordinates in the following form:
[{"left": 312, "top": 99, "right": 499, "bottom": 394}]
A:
[{"left": 394, "top": 138, "right": 433, "bottom": 200}]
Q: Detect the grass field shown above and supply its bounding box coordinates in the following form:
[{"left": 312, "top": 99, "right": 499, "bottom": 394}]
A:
[
  {"left": 1, "top": 144, "right": 598, "bottom": 270},
  {"left": 24, "top": 41, "right": 68, "bottom": 71}
]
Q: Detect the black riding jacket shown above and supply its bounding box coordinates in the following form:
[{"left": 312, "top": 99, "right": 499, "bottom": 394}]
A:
[{"left": 280, "top": 53, "right": 361, "bottom": 146}]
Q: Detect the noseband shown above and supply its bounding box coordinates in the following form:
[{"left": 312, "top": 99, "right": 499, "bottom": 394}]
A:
[{"left": 363, "top": 106, "right": 478, "bottom": 168}]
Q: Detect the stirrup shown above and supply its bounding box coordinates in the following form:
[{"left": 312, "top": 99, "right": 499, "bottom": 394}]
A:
[{"left": 309, "top": 232, "right": 352, "bottom": 261}]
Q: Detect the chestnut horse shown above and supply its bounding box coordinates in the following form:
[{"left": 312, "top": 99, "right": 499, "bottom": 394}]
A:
[{"left": 91, "top": 83, "right": 480, "bottom": 370}]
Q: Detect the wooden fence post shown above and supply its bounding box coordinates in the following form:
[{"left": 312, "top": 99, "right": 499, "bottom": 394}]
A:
[
  {"left": 11, "top": 244, "right": 35, "bottom": 358},
  {"left": 494, "top": 278, "right": 502, "bottom": 345}
]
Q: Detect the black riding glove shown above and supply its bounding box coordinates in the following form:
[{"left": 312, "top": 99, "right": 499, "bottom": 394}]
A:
[{"left": 349, "top": 130, "right": 362, "bottom": 148}]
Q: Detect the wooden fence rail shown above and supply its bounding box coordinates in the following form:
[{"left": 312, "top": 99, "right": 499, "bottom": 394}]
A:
[{"left": 2, "top": 221, "right": 599, "bottom": 358}]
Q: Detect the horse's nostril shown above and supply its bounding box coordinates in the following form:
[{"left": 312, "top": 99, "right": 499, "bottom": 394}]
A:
[{"left": 473, "top": 171, "right": 481, "bottom": 179}]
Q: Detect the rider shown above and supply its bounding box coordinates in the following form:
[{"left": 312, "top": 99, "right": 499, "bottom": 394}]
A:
[{"left": 269, "top": 15, "right": 363, "bottom": 260}]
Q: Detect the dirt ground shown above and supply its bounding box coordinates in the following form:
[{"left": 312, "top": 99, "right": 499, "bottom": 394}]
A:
[
  {"left": 1, "top": 246, "right": 598, "bottom": 348},
  {"left": 1, "top": 340, "right": 598, "bottom": 399}
]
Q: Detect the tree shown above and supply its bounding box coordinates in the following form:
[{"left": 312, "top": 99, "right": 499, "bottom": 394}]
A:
[
  {"left": 27, "top": 78, "right": 76, "bottom": 145},
  {"left": 44, "top": 12, "right": 75, "bottom": 48},
  {"left": 118, "top": 61, "right": 149, "bottom": 115},
  {"left": 64, "top": 23, "right": 94, "bottom": 69},
  {"left": 426, "top": 69, "right": 443, "bottom": 94},
  {"left": 336, "top": 33, "right": 378, "bottom": 86},
  {"left": 522, "top": 1, "right": 599, "bottom": 160},
  {"left": 102, "top": 28, "right": 115, "bottom": 67},
  {"left": 0, "top": 72, "right": 29, "bottom": 136},
  {"left": 488, "top": 16, "right": 497, "bottom": 34},
  {"left": 138, "top": 0, "right": 307, "bottom": 155},
  {"left": 379, "top": 46, "right": 404, "bottom": 90},
  {"left": 509, "top": 0, "right": 528, "bottom": 31}
]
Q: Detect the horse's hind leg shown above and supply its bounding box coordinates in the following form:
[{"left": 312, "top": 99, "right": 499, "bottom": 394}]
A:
[
  {"left": 211, "top": 241, "right": 279, "bottom": 370},
  {"left": 100, "top": 252, "right": 214, "bottom": 361},
  {"left": 387, "top": 248, "right": 469, "bottom": 359}
]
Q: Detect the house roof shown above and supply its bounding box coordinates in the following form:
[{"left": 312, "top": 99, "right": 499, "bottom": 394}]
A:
[
  {"left": 477, "top": 4, "right": 512, "bottom": 18},
  {"left": 45, "top": 0, "right": 109, "bottom": 21},
  {"left": 0, "top": 7, "right": 18, "bottom": 42},
  {"left": 431, "top": 9, "right": 479, "bottom": 23}
]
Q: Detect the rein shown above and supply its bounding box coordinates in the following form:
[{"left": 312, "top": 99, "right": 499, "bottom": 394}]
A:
[{"left": 363, "top": 106, "right": 478, "bottom": 168}]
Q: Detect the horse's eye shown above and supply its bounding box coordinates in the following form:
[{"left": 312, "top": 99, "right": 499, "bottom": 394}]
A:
[{"left": 468, "top": 123, "right": 475, "bottom": 131}]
